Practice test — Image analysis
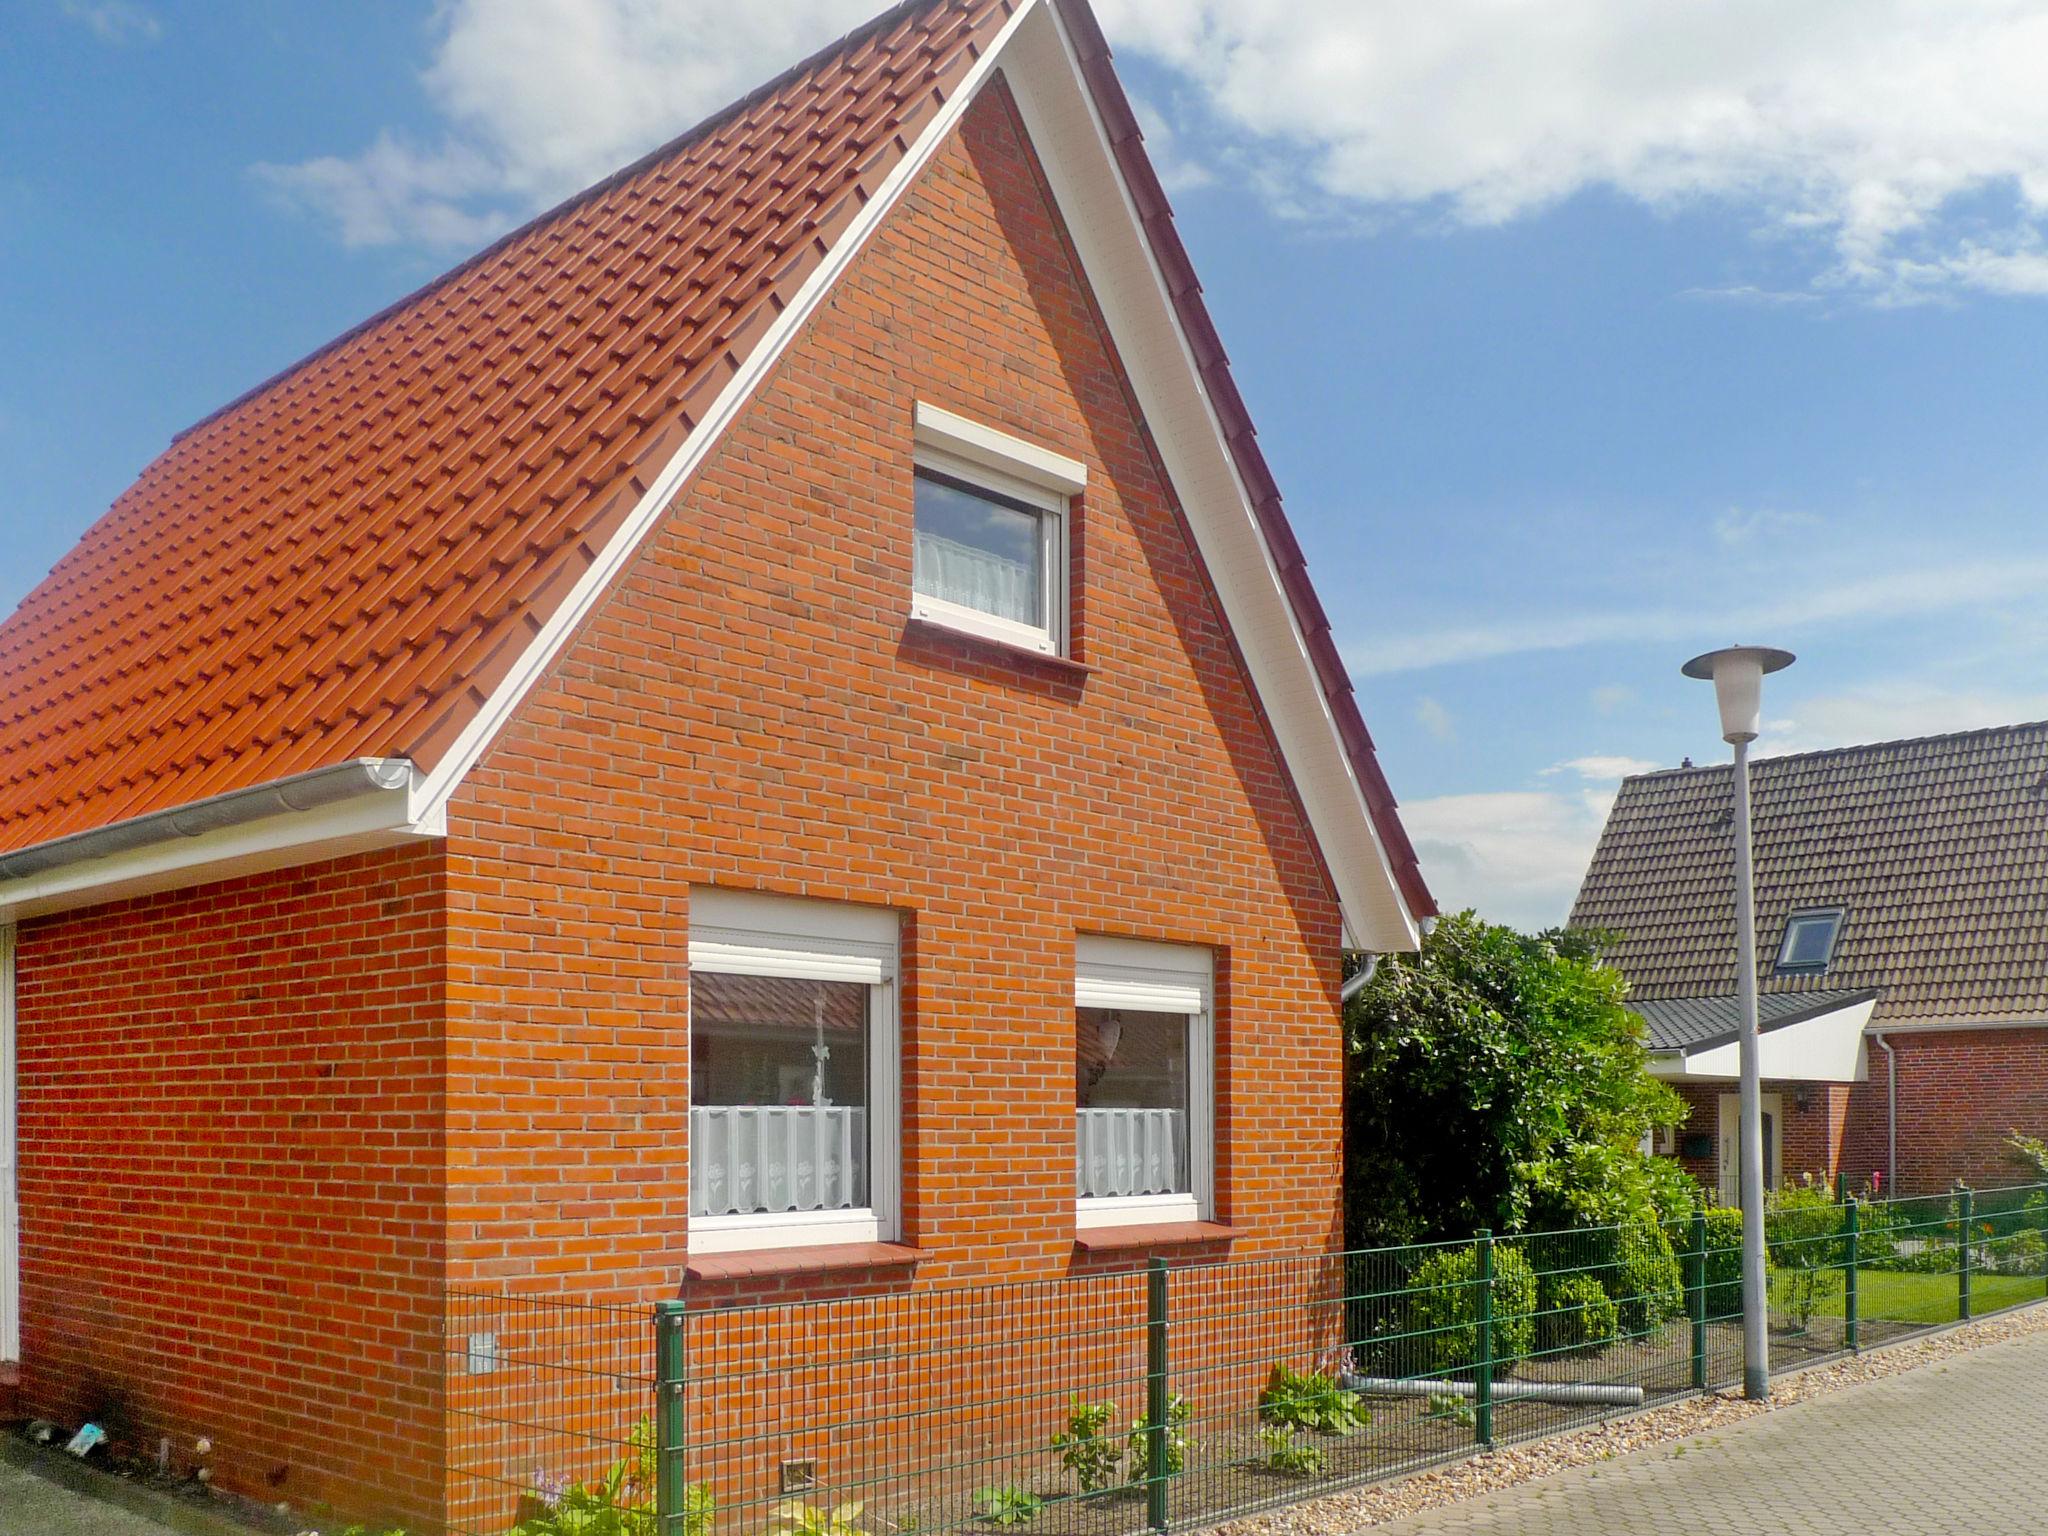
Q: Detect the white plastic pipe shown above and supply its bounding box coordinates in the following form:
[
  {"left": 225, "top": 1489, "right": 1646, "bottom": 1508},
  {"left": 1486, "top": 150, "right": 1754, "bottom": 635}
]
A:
[{"left": 1345, "top": 1375, "right": 1644, "bottom": 1408}]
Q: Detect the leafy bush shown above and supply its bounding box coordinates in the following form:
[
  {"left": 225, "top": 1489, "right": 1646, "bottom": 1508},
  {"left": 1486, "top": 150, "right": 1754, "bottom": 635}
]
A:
[
  {"left": 1126, "top": 1393, "right": 1196, "bottom": 1482},
  {"left": 2008, "top": 1130, "right": 2048, "bottom": 1181},
  {"left": 1050, "top": 1398, "right": 1122, "bottom": 1494},
  {"left": 1604, "top": 1221, "right": 1683, "bottom": 1335},
  {"left": 1343, "top": 915, "right": 1686, "bottom": 1245},
  {"left": 1256, "top": 1364, "right": 1368, "bottom": 1436},
  {"left": 1699, "top": 1207, "right": 1745, "bottom": 1320},
  {"left": 1536, "top": 1271, "right": 1619, "bottom": 1354},
  {"left": 1988, "top": 1227, "right": 2048, "bottom": 1276},
  {"left": 974, "top": 1488, "right": 1044, "bottom": 1527},
  {"left": 1407, "top": 1242, "right": 1537, "bottom": 1374}
]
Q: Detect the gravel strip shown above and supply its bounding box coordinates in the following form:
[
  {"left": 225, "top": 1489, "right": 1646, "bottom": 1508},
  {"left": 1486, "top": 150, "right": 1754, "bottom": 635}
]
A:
[{"left": 1211, "top": 1301, "right": 2048, "bottom": 1534}]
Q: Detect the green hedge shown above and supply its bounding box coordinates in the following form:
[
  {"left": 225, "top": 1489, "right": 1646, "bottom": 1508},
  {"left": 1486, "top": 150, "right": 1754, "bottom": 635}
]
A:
[
  {"left": 1407, "top": 1242, "right": 1537, "bottom": 1374},
  {"left": 1536, "top": 1271, "right": 1619, "bottom": 1354}
]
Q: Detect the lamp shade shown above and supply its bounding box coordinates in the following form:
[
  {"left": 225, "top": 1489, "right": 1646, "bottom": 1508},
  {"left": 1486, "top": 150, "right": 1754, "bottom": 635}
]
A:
[{"left": 1681, "top": 646, "right": 1795, "bottom": 744}]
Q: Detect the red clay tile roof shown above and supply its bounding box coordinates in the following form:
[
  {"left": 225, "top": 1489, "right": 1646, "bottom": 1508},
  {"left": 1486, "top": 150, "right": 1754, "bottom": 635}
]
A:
[
  {"left": 0, "top": 0, "right": 1433, "bottom": 924},
  {"left": 0, "top": 0, "right": 1016, "bottom": 855},
  {"left": 1571, "top": 721, "right": 2048, "bottom": 1023}
]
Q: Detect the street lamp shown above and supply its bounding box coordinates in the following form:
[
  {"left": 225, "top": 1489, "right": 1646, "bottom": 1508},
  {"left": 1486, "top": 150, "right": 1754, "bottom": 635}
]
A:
[{"left": 1682, "top": 643, "right": 1794, "bottom": 1401}]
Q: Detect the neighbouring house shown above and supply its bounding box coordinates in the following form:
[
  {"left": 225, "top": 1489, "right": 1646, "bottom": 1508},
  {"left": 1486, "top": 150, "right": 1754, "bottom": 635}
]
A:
[
  {"left": 1571, "top": 720, "right": 2048, "bottom": 1204},
  {"left": 0, "top": 0, "right": 1434, "bottom": 1525}
]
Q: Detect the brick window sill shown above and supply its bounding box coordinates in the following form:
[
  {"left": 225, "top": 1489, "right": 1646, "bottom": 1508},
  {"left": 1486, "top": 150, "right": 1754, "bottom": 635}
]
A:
[
  {"left": 683, "top": 1241, "right": 923, "bottom": 1281},
  {"left": 1073, "top": 1221, "right": 1241, "bottom": 1252}
]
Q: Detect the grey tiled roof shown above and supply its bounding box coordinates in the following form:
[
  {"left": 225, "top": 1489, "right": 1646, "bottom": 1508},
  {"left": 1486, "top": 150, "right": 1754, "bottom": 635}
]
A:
[
  {"left": 1572, "top": 720, "right": 2048, "bottom": 1023},
  {"left": 1632, "top": 989, "right": 1878, "bottom": 1053}
]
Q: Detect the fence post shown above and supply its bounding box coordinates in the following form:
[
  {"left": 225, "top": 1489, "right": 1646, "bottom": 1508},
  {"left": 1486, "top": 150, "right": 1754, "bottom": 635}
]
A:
[
  {"left": 1689, "top": 1209, "right": 1708, "bottom": 1390},
  {"left": 1843, "top": 1197, "right": 1860, "bottom": 1354},
  {"left": 1474, "top": 1229, "right": 1494, "bottom": 1450},
  {"left": 1145, "top": 1257, "right": 1170, "bottom": 1534},
  {"left": 1958, "top": 1184, "right": 1974, "bottom": 1322},
  {"left": 655, "top": 1300, "right": 688, "bottom": 1536},
  {"left": 1834, "top": 1170, "right": 1848, "bottom": 1205}
]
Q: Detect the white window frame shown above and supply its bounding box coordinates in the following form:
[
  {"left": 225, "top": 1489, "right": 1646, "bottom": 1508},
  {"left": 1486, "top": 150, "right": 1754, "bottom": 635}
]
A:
[
  {"left": 1073, "top": 935, "right": 1214, "bottom": 1230},
  {"left": 910, "top": 402, "right": 1085, "bottom": 658},
  {"left": 687, "top": 889, "right": 901, "bottom": 1255}
]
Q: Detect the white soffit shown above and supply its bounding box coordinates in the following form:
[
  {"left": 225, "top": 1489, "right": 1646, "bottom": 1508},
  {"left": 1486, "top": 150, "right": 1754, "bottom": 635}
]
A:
[
  {"left": 1000, "top": 5, "right": 1419, "bottom": 952},
  {"left": 1649, "top": 997, "right": 1875, "bottom": 1083}
]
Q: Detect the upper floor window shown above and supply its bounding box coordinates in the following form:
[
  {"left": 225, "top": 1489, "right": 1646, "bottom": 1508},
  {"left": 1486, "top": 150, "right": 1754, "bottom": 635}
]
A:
[
  {"left": 688, "top": 888, "right": 900, "bottom": 1254},
  {"left": 910, "top": 402, "right": 1085, "bottom": 658},
  {"left": 1074, "top": 936, "right": 1214, "bottom": 1229},
  {"left": 1775, "top": 907, "right": 1845, "bottom": 974}
]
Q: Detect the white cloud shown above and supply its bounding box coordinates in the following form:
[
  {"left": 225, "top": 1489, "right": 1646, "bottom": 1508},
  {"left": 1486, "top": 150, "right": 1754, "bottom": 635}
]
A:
[
  {"left": 1755, "top": 684, "right": 2048, "bottom": 757},
  {"left": 261, "top": 0, "right": 878, "bottom": 248},
  {"left": 1545, "top": 755, "right": 1661, "bottom": 782},
  {"left": 1713, "top": 506, "right": 1822, "bottom": 547},
  {"left": 1403, "top": 787, "right": 1615, "bottom": 932},
  {"left": 1097, "top": 0, "right": 2048, "bottom": 299},
  {"left": 1347, "top": 554, "right": 2048, "bottom": 675},
  {"left": 1591, "top": 684, "right": 1636, "bottom": 715},
  {"left": 62, "top": 0, "right": 158, "bottom": 44},
  {"left": 1130, "top": 94, "right": 1216, "bottom": 194},
  {"left": 1414, "top": 695, "right": 1455, "bottom": 742}
]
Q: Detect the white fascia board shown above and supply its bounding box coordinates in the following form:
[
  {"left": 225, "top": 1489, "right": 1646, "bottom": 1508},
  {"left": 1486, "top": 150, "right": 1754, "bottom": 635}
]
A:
[
  {"left": 1856, "top": 1016, "right": 2048, "bottom": 1036},
  {"left": 407, "top": 1, "right": 1043, "bottom": 831},
  {"left": 1001, "top": 6, "right": 1419, "bottom": 952},
  {"left": 1650, "top": 998, "right": 1875, "bottom": 1083},
  {"left": 0, "top": 773, "right": 438, "bottom": 924}
]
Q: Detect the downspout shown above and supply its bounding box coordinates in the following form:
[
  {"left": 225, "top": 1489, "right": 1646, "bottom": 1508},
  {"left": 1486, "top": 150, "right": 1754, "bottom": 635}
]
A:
[
  {"left": 1339, "top": 954, "right": 1380, "bottom": 1005},
  {"left": 1871, "top": 1031, "right": 1897, "bottom": 1194}
]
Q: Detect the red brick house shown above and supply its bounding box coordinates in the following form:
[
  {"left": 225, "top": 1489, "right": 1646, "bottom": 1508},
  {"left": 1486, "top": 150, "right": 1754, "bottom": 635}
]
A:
[
  {"left": 0, "top": 0, "right": 1432, "bottom": 1524},
  {"left": 1571, "top": 722, "right": 2048, "bottom": 1201}
]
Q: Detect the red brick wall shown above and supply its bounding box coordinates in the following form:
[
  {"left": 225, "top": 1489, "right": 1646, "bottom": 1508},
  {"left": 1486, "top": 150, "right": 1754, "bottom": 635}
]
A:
[
  {"left": 442, "top": 83, "right": 1344, "bottom": 1307},
  {"left": 1841, "top": 1028, "right": 2048, "bottom": 1195},
  {"left": 1667, "top": 1079, "right": 1849, "bottom": 1199},
  {"left": 11, "top": 846, "right": 446, "bottom": 1527}
]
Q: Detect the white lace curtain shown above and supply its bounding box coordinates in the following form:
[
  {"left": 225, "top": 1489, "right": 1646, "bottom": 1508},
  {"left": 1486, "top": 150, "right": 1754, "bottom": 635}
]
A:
[{"left": 914, "top": 528, "right": 1037, "bottom": 625}]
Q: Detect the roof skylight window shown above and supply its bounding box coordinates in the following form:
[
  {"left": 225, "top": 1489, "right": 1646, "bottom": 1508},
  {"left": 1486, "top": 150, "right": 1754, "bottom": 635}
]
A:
[{"left": 1775, "top": 908, "right": 1846, "bottom": 974}]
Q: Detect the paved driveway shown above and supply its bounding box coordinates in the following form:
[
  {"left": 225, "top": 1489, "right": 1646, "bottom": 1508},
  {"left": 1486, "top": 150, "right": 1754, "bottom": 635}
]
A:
[{"left": 1368, "top": 1328, "right": 2048, "bottom": 1534}]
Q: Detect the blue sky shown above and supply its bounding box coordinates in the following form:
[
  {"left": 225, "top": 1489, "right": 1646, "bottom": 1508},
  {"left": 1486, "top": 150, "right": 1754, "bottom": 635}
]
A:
[{"left": 8, "top": 0, "right": 2048, "bottom": 928}]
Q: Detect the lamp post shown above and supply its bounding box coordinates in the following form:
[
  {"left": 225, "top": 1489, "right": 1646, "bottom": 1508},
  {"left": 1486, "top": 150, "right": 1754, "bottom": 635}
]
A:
[{"left": 1682, "top": 643, "right": 1794, "bottom": 1401}]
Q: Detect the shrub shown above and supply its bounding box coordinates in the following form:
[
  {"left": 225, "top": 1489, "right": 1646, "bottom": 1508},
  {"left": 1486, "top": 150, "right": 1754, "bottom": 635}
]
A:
[
  {"left": 1050, "top": 1397, "right": 1122, "bottom": 1494},
  {"left": 1407, "top": 1242, "right": 1537, "bottom": 1374},
  {"left": 1537, "top": 1271, "right": 1619, "bottom": 1354},
  {"left": 1700, "top": 1207, "right": 1744, "bottom": 1320},
  {"left": 1604, "top": 1221, "right": 1683, "bottom": 1335}
]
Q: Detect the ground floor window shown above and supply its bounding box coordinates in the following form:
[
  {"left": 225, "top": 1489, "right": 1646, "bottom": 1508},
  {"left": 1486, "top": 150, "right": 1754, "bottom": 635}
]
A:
[
  {"left": 1074, "top": 936, "right": 1213, "bottom": 1228},
  {"left": 687, "top": 889, "right": 899, "bottom": 1253}
]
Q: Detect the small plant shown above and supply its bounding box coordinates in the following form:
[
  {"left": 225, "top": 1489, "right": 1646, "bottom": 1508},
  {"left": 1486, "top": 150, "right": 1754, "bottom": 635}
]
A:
[
  {"left": 1125, "top": 1393, "right": 1195, "bottom": 1482},
  {"left": 511, "top": 1419, "right": 713, "bottom": 1536},
  {"left": 2008, "top": 1130, "right": 2048, "bottom": 1180},
  {"left": 1422, "top": 1392, "right": 1476, "bottom": 1429},
  {"left": 774, "top": 1501, "right": 866, "bottom": 1536},
  {"left": 1256, "top": 1363, "right": 1368, "bottom": 1436},
  {"left": 1050, "top": 1397, "right": 1123, "bottom": 1494},
  {"left": 1256, "top": 1425, "right": 1324, "bottom": 1476},
  {"left": 974, "top": 1487, "right": 1044, "bottom": 1527}
]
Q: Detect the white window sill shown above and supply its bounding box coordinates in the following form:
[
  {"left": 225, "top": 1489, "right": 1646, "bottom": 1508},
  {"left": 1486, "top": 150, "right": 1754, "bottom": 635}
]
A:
[
  {"left": 910, "top": 593, "right": 1060, "bottom": 656},
  {"left": 688, "top": 1210, "right": 882, "bottom": 1255},
  {"left": 1075, "top": 1193, "right": 1202, "bottom": 1230}
]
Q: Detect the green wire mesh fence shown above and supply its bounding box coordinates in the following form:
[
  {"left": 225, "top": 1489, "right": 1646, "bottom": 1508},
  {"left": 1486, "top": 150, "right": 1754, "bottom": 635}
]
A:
[{"left": 445, "top": 1180, "right": 2048, "bottom": 1536}]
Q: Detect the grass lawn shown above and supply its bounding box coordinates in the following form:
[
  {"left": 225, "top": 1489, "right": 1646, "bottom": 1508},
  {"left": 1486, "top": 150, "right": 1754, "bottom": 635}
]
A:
[{"left": 1775, "top": 1267, "right": 2047, "bottom": 1325}]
